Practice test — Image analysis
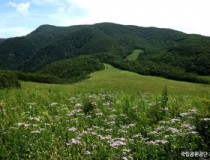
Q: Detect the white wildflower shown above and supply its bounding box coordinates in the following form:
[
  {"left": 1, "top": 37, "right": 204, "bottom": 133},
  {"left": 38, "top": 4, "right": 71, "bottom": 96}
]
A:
[
  {"left": 84, "top": 151, "right": 92, "bottom": 155},
  {"left": 90, "top": 132, "right": 97, "bottom": 136},
  {"left": 120, "top": 114, "right": 127, "bottom": 117},
  {"left": 69, "top": 97, "right": 76, "bottom": 101},
  {"left": 203, "top": 118, "right": 210, "bottom": 121},
  {"left": 66, "top": 113, "right": 74, "bottom": 117},
  {"left": 146, "top": 140, "right": 158, "bottom": 145},
  {"left": 28, "top": 116, "right": 41, "bottom": 122},
  {"left": 188, "top": 125, "right": 196, "bottom": 130},
  {"left": 132, "top": 105, "right": 138, "bottom": 109},
  {"left": 148, "top": 131, "right": 158, "bottom": 135},
  {"left": 98, "top": 135, "right": 112, "bottom": 140},
  {"left": 50, "top": 102, "right": 58, "bottom": 107},
  {"left": 87, "top": 128, "right": 93, "bottom": 131},
  {"left": 190, "top": 131, "right": 198, "bottom": 134},
  {"left": 75, "top": 109, "right": 82, "bottom": 113},
  {"left": 91, "top": 102, "right": 97, "bottom": 106},
  {"left": 77, "top": 113, "right": 85, "bottom": 116},
  {"left": 31, "top": 130, "right": 41, "bottom": 134},
  {"left": 111, "top": 109, "right": 116, "bottom": 112},
  {"left": 164, "top": 135, "right": 169, "bottom": 139},
  {"left": 167, "top": 127, "right": 179, "bottom": 133},
  {"left": 180, "top": 112, "right": 189, "bottom": 117},
  {"left": 132, "top": 133, "right": 142, "bottom": 138},
  {"left": 122, "top": 149, "right": 131, "bottom": 153},
  {"left": 103, "top": 102, "right": 110, "bottom": 106},
  {"left": 155, "top": 139, "right": 168, "bottom": 144},
  {"left": 16, "top": 122, "right": 30, "bottom": 127},
  {"left": 128, "top": 123, "right": 136, "bottom": 127},
  {"left": 107, "top": 121, "right": 115, "bottom": 125},
  {"left": 142, "top": 137, "right": 149, "bottom": 141},
  {"left": 181, "top": 123, "right": 191, "bottom": 128},
  {"left": 156, "top": 126, "right": 164, "bottom": 131},
  {"left": 96, "top": 112, "right": 103, "bottom": 116},
  {"left": 68, "top": 127, "right": 77, "bottom": 132},
  {"left": 71, "top": 138, "right": 82, "bottom": 145},
  {"left": 66, "top": 142, "right": 71, "bottom": 146},
  {"left": 105, "top": 129, "right": 113, "bottom": 132},
  {"left": 121, "top": 125, "right": 130, "bottom": 129},
  {"left": 110, "top": 140, "right": 126, "bottom": 148},
  {"left": 118, "top": 129, "right": 128, "bottom": 133},
  {"left": 75, "top": 103, "right": 82, "bottom": 108},
  {"left": 27, "top": 102, "right": 36, "bottom": 106},
  {"left": 159, "top": 120, "right": 169, "bottom": 124},
  {"left": 92, "top": 126, "right": 99, "bottom": 129},
  {"left": 170, "top": 118, "right": 181, "bottom": 123},
  {"left": 17, "top": 122, "right": 25, "bottom": 126},
  {"left": 108, "top": 114, "right": 116, "bottom": 120},
  {"left": 188, "top": 108, "right": 197, "bottom": 113},
  {"left": 148, "top": 102, "right": 156, "bottom": 106}
]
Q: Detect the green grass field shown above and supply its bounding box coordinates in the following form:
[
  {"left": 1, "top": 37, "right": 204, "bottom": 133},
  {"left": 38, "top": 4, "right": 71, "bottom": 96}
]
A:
[
  {"left": 125, "top": 49, "right": 143, "bottom": 61},
  {"left": 23, "top": 64, "right": 210, "bottom": 96}
]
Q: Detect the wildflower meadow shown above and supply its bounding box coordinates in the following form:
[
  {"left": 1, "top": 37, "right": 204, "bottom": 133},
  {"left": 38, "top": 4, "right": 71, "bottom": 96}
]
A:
[{"left": 0, "top": 87, "right": 210, "bottom": 159}]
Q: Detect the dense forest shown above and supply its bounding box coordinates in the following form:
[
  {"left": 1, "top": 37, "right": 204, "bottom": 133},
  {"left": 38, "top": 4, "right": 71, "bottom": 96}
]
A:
[{"left": 0, "top": 22, "right": 210, "bottom": 84}]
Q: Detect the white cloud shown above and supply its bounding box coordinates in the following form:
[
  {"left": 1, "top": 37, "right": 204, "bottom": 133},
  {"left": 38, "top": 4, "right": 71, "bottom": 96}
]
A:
[
  {"left": 32, "top": 0, "right": 61, "bottom": 5},
  {"left": 7, "top": 1, "right": 30, "bottom": 16},
  {"left": 57, "top": 6, "right": 65, "bottom": 13},
  {"left": 64, "top": 0, "right": 210, "bottom": 36}
]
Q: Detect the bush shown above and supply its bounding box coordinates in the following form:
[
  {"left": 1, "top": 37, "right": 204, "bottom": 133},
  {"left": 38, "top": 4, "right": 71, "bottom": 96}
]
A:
[
  {"left": 15, "top": 72, "right": 63, "bottom": 84},
  {"left": 0, "top": 71, "right": 20, "bottom": 89}
]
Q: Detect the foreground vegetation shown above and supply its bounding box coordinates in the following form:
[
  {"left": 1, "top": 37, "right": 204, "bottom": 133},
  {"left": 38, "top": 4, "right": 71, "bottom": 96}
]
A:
[
  {"left": 0, "top": 87, "right": 209, "bottom": 159},
  {"left": 1, "top": 65, "right": 210, "bottom": 159}
]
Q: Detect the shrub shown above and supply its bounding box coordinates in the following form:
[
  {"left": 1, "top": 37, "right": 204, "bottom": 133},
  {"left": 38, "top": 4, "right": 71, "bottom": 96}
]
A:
[
  {"left": 0, "top": 71, "right": 20, "bottom": 89},
  {"left": 15, "top": 72, "right": 63, "bottom": 84}
]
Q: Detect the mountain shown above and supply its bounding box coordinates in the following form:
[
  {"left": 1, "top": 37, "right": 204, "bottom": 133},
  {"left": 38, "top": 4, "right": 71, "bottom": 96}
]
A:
[
  {"left": 0, "top": 22, "right": 210, "bottom": 83},
  {"left": 0, "top": 38, "right": 5, "bottom": 44}
]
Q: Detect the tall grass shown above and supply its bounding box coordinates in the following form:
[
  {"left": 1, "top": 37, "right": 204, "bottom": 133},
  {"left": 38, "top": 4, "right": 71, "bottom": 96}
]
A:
[{"left": 0, "top": 87, "right": 209, "bottom": 159}]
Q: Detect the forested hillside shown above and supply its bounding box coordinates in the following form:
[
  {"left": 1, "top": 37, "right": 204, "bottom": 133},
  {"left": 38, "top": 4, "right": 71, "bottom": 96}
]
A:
[
  {"left": 39, "top": 56, "right": 104, "bottom": 82},
  {"left": 0, "top": 38, "right": 5, "bottom": 44},
  {"left": 0, "top": 22, "right": 210, "bottom": 83}
]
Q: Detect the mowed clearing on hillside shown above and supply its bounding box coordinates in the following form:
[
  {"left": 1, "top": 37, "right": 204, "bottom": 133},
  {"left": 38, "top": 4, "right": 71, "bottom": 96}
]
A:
[{"left": 23, "top": 64, "right": 210, "bottom": 96}]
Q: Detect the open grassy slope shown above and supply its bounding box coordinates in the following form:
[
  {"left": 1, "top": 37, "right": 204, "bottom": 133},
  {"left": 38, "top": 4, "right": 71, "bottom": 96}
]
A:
[
  {"left": 22, "top": 64, "right": 210, "bottom": 96},
  {"left": 125, "top": 49, "right": 143, "bottom": 61}
]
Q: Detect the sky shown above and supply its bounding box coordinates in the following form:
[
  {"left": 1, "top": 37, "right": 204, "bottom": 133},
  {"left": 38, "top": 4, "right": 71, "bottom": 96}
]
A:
[{"left": 1, "top": 0, "right": 210, "bottom": 38}]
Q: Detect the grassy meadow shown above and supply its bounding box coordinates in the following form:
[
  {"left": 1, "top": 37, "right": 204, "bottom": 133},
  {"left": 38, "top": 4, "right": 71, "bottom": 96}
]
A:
[
  {"left": 1, "top": 64, "right": 210, "bottom": 159},
  {"left": 23, "top": 64, "right": 210, "bottom": 96},
  {"left": 125, "top": 49, "right": 143, "bottom": 61}
]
